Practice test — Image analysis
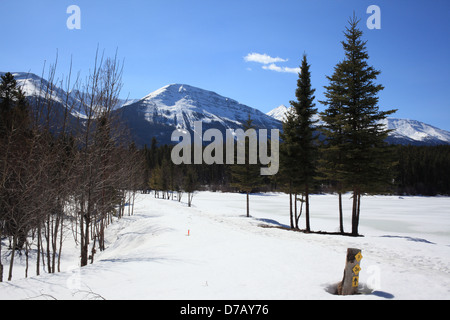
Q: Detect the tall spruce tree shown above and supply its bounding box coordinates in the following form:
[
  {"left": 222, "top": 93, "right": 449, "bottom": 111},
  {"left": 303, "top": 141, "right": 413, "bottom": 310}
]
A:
[
  {"left": 280, "top": 107, "right": 302, "bottom": 228},
  {"left": 318, "top": 61, "right": 348, "bottom": 233},
  {"left": 320, "top": 15, "right": 397, "bottom": 236},
  {"left": 0, "top": 72, "right": 28, "bottom": 134},
  {"left": 230, "top": 114, "right": 261, "bottom": 217},
  {"left": 280, "top": 54, "right": 318, "bottom": 232}
]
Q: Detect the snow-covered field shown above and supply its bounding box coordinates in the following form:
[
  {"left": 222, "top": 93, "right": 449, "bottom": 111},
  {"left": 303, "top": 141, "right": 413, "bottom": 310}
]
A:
[{"left": 1, "top": 191, "right": 449, "bottom": 300}]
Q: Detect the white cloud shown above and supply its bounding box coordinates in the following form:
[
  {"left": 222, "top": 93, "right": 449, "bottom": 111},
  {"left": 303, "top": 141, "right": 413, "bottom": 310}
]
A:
[
  {"left": 244, "top": 53, "right": 288, "bottom": 65},
  {"left": 244, "top": 52, "right": 300, "bottom": 74},
  {"left": 262, "top": 63, "right": 300, "bottom": 74}
]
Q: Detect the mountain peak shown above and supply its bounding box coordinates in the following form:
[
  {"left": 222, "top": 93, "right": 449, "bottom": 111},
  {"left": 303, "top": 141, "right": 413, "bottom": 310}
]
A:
[
  {"left": 267, "top": 105, "right": 289, "bottom": 122},
  {"left": 121, "top": 83, "right": 282, "bottom": 145},
  {"left": 160, "top": 83, "right": 194, "bottom": 92},
  {"left": 142, "top": 83, "right": 224, "bottom": 101},
  {"left": 139, "top": 83, "right": 251, "bottom": 115}
]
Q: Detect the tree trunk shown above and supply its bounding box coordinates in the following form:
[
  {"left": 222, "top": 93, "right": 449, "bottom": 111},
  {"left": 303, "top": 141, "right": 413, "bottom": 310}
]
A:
[
  {"left": 81, "top": 213, "right": 90, "bottom": 267},
  {"left": 58, "top": 215, "right": 64, "bottom": 273},
  {"left": 36, "top": 222, "right": 41, "bottom": 276},
  {"left": 246, "top": 191, "right": 249, "bottom": 217},
  {"left": 294, "top": 193, "right": 298, "bottom": 229},
  {"left": 338, "top": 192, "right": 344, "bottom": 233},
  {"left": 8, "top": 236, "right": 16, "bottom": 281},
  {"left": 90, "top": 236, "right": 96, "bottom": 264},
  {"left": 52, "top": 212, "right": 60, "bottom": 274},
  {"left": 305, "top": 184, "right": 310, "bottom": 232},
  {"left": 131, "top": 192, "right": 136, "bottom": 216},
  {"left": 25, "top": 241, "right": 29, "bottom": 278},
  {"left": 80, "top": 199, "right": 90, "bottom": 267},
  {"left": 46, "top": 215, "right": 51, "bottom": 272},
  {"left": 39, "top": 230, "right": 46, "bottom": 274},
  {"left": 289, "top": 190, "right": 294, "bottom": 229},
  {"left": 351, "top": 189, "right": 359, "bottom": 236},
  {"left": 356, "top": 192, "right": 361, "bottom": 234},
  {"left": 187, "top": 192, "right": 193, "bottom": 207},
  {"left": 0, "top": 228, "right": 3, "bottom": 282},
  {"left": 296, "top": 193, "right": 304, "bottom": 229}
]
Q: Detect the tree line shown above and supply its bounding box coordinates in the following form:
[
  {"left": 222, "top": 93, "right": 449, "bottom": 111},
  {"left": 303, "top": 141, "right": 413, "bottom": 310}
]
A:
[
  {"left": 394, "top": 145, "right": 450, "bottom": 196},
  {"left": 138, "top": 140, "right": 450, "bottom": 201}
]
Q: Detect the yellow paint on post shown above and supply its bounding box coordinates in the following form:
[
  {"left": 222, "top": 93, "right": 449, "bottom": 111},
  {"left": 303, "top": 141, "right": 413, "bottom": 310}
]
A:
[
  {"left": 353, "top": 264, "right": 361, "bottom": 275},
  {"left": 352, "top": 276, "right": 359, "bottom": 288}
]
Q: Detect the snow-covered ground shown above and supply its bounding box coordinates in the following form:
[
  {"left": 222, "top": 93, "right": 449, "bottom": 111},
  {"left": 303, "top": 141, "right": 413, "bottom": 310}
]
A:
[{"left": 1, "top": 192, "right": 449, "bottom": 300}]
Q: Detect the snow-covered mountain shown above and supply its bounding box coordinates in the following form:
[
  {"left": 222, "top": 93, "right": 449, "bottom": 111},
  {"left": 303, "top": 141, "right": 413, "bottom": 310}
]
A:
[
  {"left": 1, "top": 72, "right": 137, "bottom": 118},
  {"left": 1, "top": 71, "right": 87, "bottom": 118},
  {"left": 267, "top": 105, "right": 450, "bottom": 146},
  {"left": 3, "top": 72, "right": 449, "bottom": 146},
  {"left": 381, "top": 118, "right": 450, "bottom": 145},
  {"left": 267, "top": 105, "right": 291, "bottom": 122},
  {"left": 117, "top": 83, "right": 282, "bottom": 146}
]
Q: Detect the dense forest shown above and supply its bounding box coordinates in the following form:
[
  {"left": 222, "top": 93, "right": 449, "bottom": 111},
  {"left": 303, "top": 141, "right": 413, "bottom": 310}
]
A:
[
  {"left": 395, "top": 145, "right": 450, "bottom": 196},
  {"left": 140, "top": 141, "right": 450, "bottom": 197}
]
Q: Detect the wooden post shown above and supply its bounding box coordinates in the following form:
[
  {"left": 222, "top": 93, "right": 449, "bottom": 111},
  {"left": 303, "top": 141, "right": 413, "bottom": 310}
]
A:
[{"left": 337, "top": 248, "right": 362, "bottom": 295}]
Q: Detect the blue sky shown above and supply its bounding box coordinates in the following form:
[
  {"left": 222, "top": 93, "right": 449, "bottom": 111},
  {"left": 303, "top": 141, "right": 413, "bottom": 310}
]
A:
[{"left": 1, "top": 0, "right": 449, "bottom": 130}]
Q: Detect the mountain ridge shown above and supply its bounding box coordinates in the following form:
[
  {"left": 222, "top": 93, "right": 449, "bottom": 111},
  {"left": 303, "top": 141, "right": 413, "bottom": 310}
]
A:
[
  {"left": 118, "top": 83, "right": 282, "bottom": 145},
  {"left": 2, "top": 72, "right": 449, "bottom": 147},
  {"left": 267, "top": 105, "right": 450, "bottom": 146}
]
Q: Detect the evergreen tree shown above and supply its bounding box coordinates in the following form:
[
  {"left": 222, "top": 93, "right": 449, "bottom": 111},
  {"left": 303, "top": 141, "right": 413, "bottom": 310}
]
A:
[
  {"left": 320, "top": 15, "right": 397, "bottom": 236},
  {"left": 280, "top": 54, "right": 318, "bottom": 231},
  {"left": 395, "top": 145, "right": 450, "bottom": 196},
  {"left": 184, "top": 166, "right": 198, "bottom": 207},
  {"left": 0, "top": 72, "right": 19, "bottom": 111},
  {"left": 149, "top": 165, "right": 164, "bottom": 198},
  {"left": 280, "top": 107, "right": 301, "bottom": 228},
  {"left": 318, "top": 59, "right": 348, "bottom": 233},
  {"left": 230, "top": 114, "right": 262, "bottom": 217},
  {"left": 0, "top": 72, "right": 29, "bottom": 134}
]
